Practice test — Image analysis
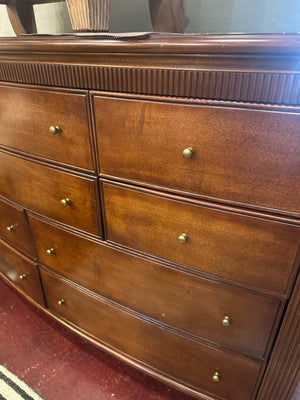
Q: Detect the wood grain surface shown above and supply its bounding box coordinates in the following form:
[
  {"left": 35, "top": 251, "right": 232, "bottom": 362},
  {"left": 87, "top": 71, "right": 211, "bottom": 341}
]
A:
[
  {"left": 41, "top": 267, "right": 262, "bottom": 400},
  {"left": 0, "top": 239, "right": 44, "bottom": 305},
  {"left": 103, "top": 181, "right": 300, "bottom": 297},
  {"left": 0, "top": 151, "right": 101, "bottom": 236},
  {"left": 95, "top": 96, "right": 300, "bottom": 215},
  {"left": 0, "top": 85, "right": 93, "bottom": 171},
  {"left": 0, "top": 197, "right": 34, "bottom": 257},
  {"left": 29, "top": 214, "right": 281, "bottom": 360}
]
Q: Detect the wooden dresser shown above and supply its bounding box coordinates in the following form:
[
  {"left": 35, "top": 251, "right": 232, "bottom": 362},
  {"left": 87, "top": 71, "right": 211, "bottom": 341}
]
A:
[{"left": 0, "top": 34, "right": 299, "bottom": 400}]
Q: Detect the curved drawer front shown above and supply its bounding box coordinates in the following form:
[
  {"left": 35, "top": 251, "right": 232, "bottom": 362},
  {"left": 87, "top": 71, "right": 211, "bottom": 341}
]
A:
[
  {"left": 0, "top": 85, "right": 93, "bottom": 170},
  {"left": 29, "top": 215, "right": 280, "bottom": 359},
  {"left": 0, "top": 239, "right": 44, "bottom": 305},
  {"left": 41, "top": 268, "right": 261, "bottom": 400},
  {"left": 0, "top": 152, "right": 101, "bottom": 236},
  {"left": 95, "top": 95, "right": 300, "bottom": 215},
  {"left": 0, "top": 197, "right": 34, "bottom": 257},
  {"left": 103, "top": 182, "right": 300, "bottom": 296}
]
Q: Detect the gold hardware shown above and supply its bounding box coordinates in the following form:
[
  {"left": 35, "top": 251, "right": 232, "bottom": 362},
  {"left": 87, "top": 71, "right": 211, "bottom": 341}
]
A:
[
  {"left": 61, "top": 198, "right": 71, "bottom": 207},
  {"left": 178, "top": 233, "right": 188, "bottom": 244},
  {"left": 213, "top": 372, "right": 220, "bottom": 382},
  {"left": 46, "top": 248, "right": 55, "bottom": 255},
  {"left": 19, "top": 274, "right": 26, "bottom": 280},
  {"left": 182, "top": 147, "right": 193, "bottom": 159},
  {"left": 49, "top": 125, "right": 60, "bottom": 135},
  {"left": 58, "top": 299, "right": 65, "bottom": 306},
  {"left": 7, "top": 225, "right": 16, "bottom": 232},
  {"left": 222, "top": 316, "right": 231, "bottom": 327}
]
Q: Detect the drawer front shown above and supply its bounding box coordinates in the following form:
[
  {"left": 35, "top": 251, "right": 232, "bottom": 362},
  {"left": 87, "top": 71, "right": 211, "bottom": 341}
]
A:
[
  {"left": 0, "top": 239, "right": 44, "bottom": 305},
  {"left": 95, "top": 96, "right": 300, "bottom": 215},
  {"left": 29, "top": 215, "right": 280, "bottom": 359},
  {"left": 0, "top": 197, "right": 34, "bottom": 257},
  {"left": 0, "top": 85, "right": 93, "bottom": 170},
  {"left": 0, "top": 152, "right": 101, "bottom": 236},
  {"left": 41, "top": 268, "right": 261, "bottom": 400},
  {"left": 103, "top": 182, "right": 300, "bottom": 296}
]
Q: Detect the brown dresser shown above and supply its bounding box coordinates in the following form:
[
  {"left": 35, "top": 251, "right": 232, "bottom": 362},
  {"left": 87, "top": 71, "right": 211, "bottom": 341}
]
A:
[{"left": 0, "top": 34, "right": 299, "bottom": 400}]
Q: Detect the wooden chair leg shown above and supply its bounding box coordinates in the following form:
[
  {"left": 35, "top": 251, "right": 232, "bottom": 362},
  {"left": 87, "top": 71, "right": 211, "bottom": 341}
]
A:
[
  {"left": 149, "top": 0, "right": 184, "bottom": 33},
  {"left": 6, "top": 0, "right": 37, "bottom": 35}
]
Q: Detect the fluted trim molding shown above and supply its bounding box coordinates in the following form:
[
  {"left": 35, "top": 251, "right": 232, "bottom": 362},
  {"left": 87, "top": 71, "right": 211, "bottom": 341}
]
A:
[
  {"left": 0, "top": 61, "right": 299, "bottom": 105},
  {"left": 257, "top": 270, "right": 300, "bottom": 400}
]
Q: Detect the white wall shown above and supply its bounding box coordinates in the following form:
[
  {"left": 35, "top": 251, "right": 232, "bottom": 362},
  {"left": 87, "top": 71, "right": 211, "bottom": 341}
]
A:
[
  {"left": 34, "top": 2, "right": 72, "bottom": 34},
  {"left": 0, "top": 0, "right": 299, "bottom": 37},
  {"left": 0, "top": 5, "right": 15, "bottom": 36},
  {"left": 185, "top": 0, "right": 300, "bottom": 34}
]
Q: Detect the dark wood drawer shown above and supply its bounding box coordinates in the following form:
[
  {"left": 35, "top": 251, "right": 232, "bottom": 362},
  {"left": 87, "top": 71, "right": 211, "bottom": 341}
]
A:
[
  {"left": 0, "top": 152, "right": 101, "bottom": 236},
  {"left": 103, "top": 182, "right": 300, "bottom": 297},
  {"left": 94, "top": 95, "right": 300, "bottom": 215},
  {"left": 0, "top": 197, "right": 34, "bottom": 257},
  {"left": 0, "top": 85, "right": 93, "bottom": 170},
  {"left": 41, "top": 268, "right": 261, "bottom": 400},
  {"left": 0, "top": 239, "right": 44, "bottom": 305},
  {"left": 29, "top": 214, "right": 280, "bottom": 359}
]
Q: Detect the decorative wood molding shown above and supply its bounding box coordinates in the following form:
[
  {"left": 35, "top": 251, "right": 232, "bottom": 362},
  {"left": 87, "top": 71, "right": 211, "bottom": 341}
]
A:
[
  {"left": 0, "top": 61, "right": 299, "bottom": 105},
  {"left": 257, "top": 270, "right": 300, "bottom": 400},
  {"left": 1, "top": 35, "right": 300, "bottom": 55}
]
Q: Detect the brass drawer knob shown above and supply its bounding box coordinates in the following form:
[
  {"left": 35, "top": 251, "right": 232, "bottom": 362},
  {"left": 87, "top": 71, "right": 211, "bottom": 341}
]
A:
[
  {"left": 49, "top": 125, "right": 60, "bottom": 135},
  {"left": 46, "top": 248, "right": 56, "bottom": 255},
  {"left": 58, "top": 299, "right": 65, "bottom": 306},
  {"left": 213, "top": 372, "right": 220, "bottom": 382},
  {"left": 61, "top": 198, "right": 71, "bottom": 207},
  {"left": 222, "top": 316, "right": 231, "bottom": 327},
  {"left": 7, "top": 225, "right": 16, "bottom": 232},
  {"left": 182, "top": 147, "right": 193, "bottom": 159},
  {"left": 19, "top": 274, "right": 26, "bottom": 280},
  {"left": 178, "top": 233, "right": 188, "bottom": 244}
]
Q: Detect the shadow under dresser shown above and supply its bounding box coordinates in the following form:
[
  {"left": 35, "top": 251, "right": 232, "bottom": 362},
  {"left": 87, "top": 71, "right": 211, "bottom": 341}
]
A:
[{"left": 0, "top": 34, "right": 299, "bottom": 400}]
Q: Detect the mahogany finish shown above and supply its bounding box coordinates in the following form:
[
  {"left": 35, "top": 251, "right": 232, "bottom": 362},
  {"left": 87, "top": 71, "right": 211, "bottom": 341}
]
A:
[
  {"left": 0, "top": 151, "right": 101, "bottom": 236},
  {"left": 0, "top": 239, "right": 44, "bottom": 305},
  {"left": 95, "top": 95, "right": 300, "bottom": 215},
  {"left": 41, "top": 268, "right": 262, "bottom": 400},
  {"left": 29, "top": 214, "right": 281, "bottom": 360},
  {"left": 0, "top": 34, "right": 299, "bottom": 400},
  {"left": 0, "top": 197, "right": 34, "bottom": 257},
  {"left": 103, "top": 181, "right": 299, "bottom": 297},
  {"left": 1, "top": 36, "right": 300, "bottom": 107},
  {"left": 257, "top": 272, "right": 300, "bottom": 400},
  {"left": 0, "top": 85, "right": 93, "bottom": 170}
]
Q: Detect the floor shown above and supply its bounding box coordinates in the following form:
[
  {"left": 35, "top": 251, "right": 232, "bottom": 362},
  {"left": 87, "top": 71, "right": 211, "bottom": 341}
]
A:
[{"left": 0, "top": 278, "right": 299, "bottom": 400}]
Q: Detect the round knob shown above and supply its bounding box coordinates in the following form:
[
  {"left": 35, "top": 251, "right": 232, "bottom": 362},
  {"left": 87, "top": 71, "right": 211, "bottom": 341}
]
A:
[
  {"left": 7, "top": 225, "right": 16, "bottom": 232},
  {"left": 178, "top": 233, "right": 188, "bottom": 244},
  {"left": 182, "top": 147, "right": 193, "bottom": 159},
  {"left": 19, "top": 274, "right": 26, "bottom": 280},
  {"left": 222, "top": 316, "right": 231, "bottom": 327},
  {"left": 212, "top": 372, "right": 220, "bottom": 382},
  {"left": 46, "top": 248, "right": 55, "bottom": 255},
  {"left": 49, "top": 125, "right": 60, "bottom": 135},
  {"left": 58, "top": 299, "right": 65, "bottom": 306},
  {"left": 61, "top": 198, "right": 71, "bottom": 207}
]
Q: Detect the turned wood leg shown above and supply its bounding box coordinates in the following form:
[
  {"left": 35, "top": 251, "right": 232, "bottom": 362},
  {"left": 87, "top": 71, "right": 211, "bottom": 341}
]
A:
[
  {"left": 149, "top": 0, "right": 184, "bottom": 33},
  {"left": 6, "top": 0, "right": 37, "bottom": 35}
]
